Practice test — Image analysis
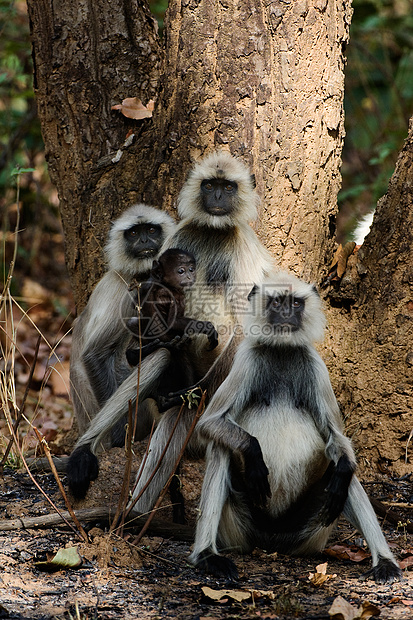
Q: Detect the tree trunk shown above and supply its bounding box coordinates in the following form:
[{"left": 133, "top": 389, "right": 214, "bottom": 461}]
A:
[
  {"left": 323, "top": 118, "right": 413, "bottom": 476},
  {"left": 27, "top": 0, "right": 412, "bottom": 473},
  {"left": 26, "top": 0, "right": 163, "bottom": 308},
  {"left": 27, "top": 0, "right": 351, "bottom": 308}
]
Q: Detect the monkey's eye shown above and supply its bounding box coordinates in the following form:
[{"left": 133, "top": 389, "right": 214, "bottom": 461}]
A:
[
  {"left": 204, "top": 182, "right": 213, "bottom": 191},
  {"left": 225, "top": 182, "right": 237, "bottom": 193},
  {"left": 177, "top": 267, "right": 186, "bottom": 274},
  {"left": 292, "top": 299, "right": 304, "bottom": 309},
  {"left": 148, "top": 227, "right": 157, "bottom": 235}
]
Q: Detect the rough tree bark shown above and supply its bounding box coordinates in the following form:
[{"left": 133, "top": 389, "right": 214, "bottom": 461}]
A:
[
  {"left": 323, "top": 118, "right": 413, "bottom": 476},
  {"left": 26, "top": 0, "right": 412, "bottom": 473},
  {"left": 26, "top": 0, "right": 163, "bottom": 306},
  {"left": 27, "top": 0, "right": 351, "bottom": 307}
]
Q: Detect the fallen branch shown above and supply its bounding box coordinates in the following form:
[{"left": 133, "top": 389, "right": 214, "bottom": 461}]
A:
[
  {"left": 24, "top": 455, "right": 69, "bottom": 473},
  {"left": 369, "top": 496, "right": 413, "bottom": 533},
  {"left": 0, "top": 507, "right": 194, "bottom": 540}
]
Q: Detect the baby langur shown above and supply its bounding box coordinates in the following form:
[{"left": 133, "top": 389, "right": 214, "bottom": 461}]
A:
[
  {"left": 190, "top": 272, "right": 402, "bottom": 585},
  {"left": 126, "top": 248, "right": 218, "bottom": 367},
  {"left": 70, "top": 203, "right": 176, "bottom": 442}
]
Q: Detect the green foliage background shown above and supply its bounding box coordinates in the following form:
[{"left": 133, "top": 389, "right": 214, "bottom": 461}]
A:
[
  {"left": 1, "top": 0, "right": 412, "bottom": 245},
  {"left": 339, "top": 0, "right": 413, "bottom": 239}
]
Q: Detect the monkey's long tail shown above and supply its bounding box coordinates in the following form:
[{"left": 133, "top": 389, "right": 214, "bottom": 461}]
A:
[{"left": 74, "top": 348, "right": 171, "bottom": 454}]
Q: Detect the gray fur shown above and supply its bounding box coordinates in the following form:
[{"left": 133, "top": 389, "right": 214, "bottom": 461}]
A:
[
  {"left": 189, "top": 271, "right": 401, "bottom": 583},
  {"left": 70, "top": 204, "right": 176, "bottom": 439},
  {"left": 126, "top": 151, "right": 273, "bottom": 515}
]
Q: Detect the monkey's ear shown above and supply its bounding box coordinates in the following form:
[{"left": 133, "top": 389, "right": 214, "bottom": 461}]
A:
[
  {"left": 250, "top": 174, "right": 256, "bottom": 188},
  {"left": 247, "top": 285, "right": 259, "bottom": 300}
]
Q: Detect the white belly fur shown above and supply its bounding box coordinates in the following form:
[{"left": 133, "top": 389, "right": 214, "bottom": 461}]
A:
[{"left": 239, "top": 402, "right": 326, "bottom": 516}]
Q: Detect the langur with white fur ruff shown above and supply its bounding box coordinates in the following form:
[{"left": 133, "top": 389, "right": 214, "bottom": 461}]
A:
[
  {"left": 67, "top": 204, "right": 175, "bottom": 498},
  {"left": 190, "top": 271, "right": 402, "bottom": 584}
]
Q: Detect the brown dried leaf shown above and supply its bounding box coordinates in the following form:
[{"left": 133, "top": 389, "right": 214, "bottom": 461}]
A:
[
  {"left": 329, "top": 596, "right": 359, "bottom": 620},
  {"left": 328, "top": 241, "right": 357, "bottom": 278},
  {"left": 337, "top": 241, "right": 356, "bottom": 277},
  {"left": 324, "top": 544, "right": 370, "bottom": 563},
  {"left": 309, "top": 562, "right": 337, "bottom": 587},
  {"left": 400, "top": 555, "right": 413, "bottom": 569},
  {"left": 112, "top": 97, "right": 154, "bottom": 120},
  {"left": 330, "top": 244, "right": 344, "bottom": 270},
  {"left": 359, "top": 601, "right": 380, "bottom": 619},
  {"left": 329, "top": 596, "right": 380, "bottom": 620},
  {"left": 201, "top": 586, "right": 251, "bottom": 603},
  {"left": 48, "top": 360, "right": 70, "bottom": 396}
]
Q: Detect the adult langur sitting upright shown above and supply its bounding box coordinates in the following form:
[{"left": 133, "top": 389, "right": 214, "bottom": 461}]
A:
[
  {"left": 69, "top": 204, "right": 176, "bottom": 445},
  {"left": 189, "top": 271, "right": 402, "bottom": 585},
  {"left": 67, "top": 151, "right": 274, "bottom": 505}
]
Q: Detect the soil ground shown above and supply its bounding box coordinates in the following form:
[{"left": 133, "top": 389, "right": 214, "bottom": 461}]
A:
[{"left": 0, "top": 448, "right": 412, "bottom": 620}]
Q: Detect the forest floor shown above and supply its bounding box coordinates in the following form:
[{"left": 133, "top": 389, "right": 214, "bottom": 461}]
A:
[
  {"left": 0, "top": 216, "right": 412, "bottom": 620},
  {"left": 0, "top": 443, "right": 412, "bottom": 620}
]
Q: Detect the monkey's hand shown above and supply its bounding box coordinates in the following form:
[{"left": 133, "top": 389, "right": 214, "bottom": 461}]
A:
[
  {"left": 206, "top": 324, "right": 219, "bottom": 351},
  {"left": 66, "top": 445, "right": 99, "bottom": 500},
  {"left": 126, "top": 340, "right": 162, "bottom": 366},
  {"left": 242, "top": 436, "right": 271, "bottom": 506},
  {"left": 320, "top": 454, "right": 356, "bottom": 525},
  {"left": 156, "top": 386, "right": 203, "bottom": 412}
]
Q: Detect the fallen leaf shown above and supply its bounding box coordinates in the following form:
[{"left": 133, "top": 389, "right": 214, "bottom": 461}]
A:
[
  {"left": 309, "top": 562, "right": 337, "bottom": 586},
  {"left": 399, "top": 555, "right": 413, "bottom": 569},
  {"left": 329, "top": 596, "right": 358, "bottom": 620},
  {"left": 401, "top": 600, "right": 413, "bottom": 606},
  {"left": 201, "top": 586, "right": 251, "bottom": 603},
  {"left": 35, "top": 546, "right": 82, "bottom": 571},
  {"left": 324, "top": 544, "right": 370, "bottom": 563},
  {"left": 328, "top": 596, "right": 380, "bottom": 620},
  {"left": 48, "top": 359, "right": 70, "bottom": 396},
  {"left": 21, "top": 278, "right": 51, "bottom": 303},
  {"left": 112, "top": 97, "right": 154, "bottom": 120},
  {"left": 359, "top": 601, "right": 380, "bottom": 619}
]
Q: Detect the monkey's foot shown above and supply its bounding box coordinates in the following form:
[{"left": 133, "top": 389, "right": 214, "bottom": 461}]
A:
[
  {"left": 66, "top": 445, "right": 99, "bottom": 499},
  {"left": 195, "top": 549, "right": 239, "bottom": 580},
  {"left": 360, "top": 557, "right": 403, "bottom": 584}
]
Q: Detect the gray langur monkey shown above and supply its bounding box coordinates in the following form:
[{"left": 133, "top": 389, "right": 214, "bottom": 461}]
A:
[
  {"left": 67, "top": 151, "right": 273, "bottom": 507},
  {"left": 69, "top": 204, "right": 176, "bottom": 442},
  {"left": 189, "top": 271, "right": 402, "bottom": 584}
]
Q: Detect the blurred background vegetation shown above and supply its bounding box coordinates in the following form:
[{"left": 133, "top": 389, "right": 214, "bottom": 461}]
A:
[{"left": 1, "top": 0, "right": 413, "bottom": 283}]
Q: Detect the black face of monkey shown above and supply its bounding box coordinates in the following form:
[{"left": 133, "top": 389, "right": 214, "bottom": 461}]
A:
[
  {"left": 158, "top": 255, "right": 197, "bottom": 290},
  {"left": 200, "top": 178, "right": 238, "bottom": 216},
  {"left": 124, "top": 223, "right": 163, "bottom": 258},
  {"left": 267, "top": 294, "right": 305, "bottom": 332}
]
